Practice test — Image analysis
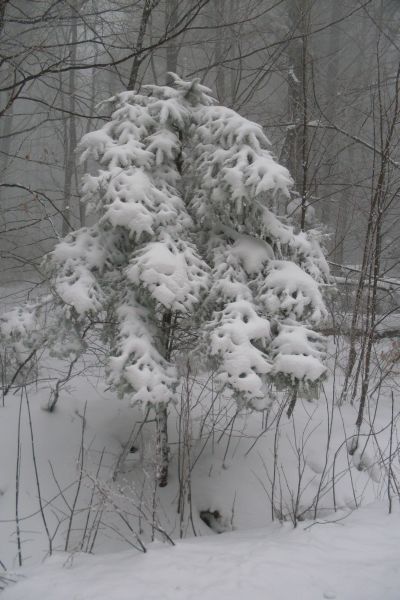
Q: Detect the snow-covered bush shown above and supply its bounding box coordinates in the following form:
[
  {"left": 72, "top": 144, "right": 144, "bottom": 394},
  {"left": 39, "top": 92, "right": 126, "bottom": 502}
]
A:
[{"left": 0, "top": 74, "right": 329, "bottom": 486}]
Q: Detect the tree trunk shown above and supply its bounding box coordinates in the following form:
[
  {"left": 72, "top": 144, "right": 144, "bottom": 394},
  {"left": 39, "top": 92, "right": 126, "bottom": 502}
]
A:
[
  {"left": 213, "top": 0, "right": 226, "bottom": 103},
  {"left": 154, "top": 309, "right": 175, "bottom": 487},
  {"left": 155, "top": 403, "right": 169, "bottom": 487},
  {"left": 165, "top": 0, "right": 179, "bottom": 77},
  {"left": 62, "top": 0, "right": 78, "bottom": 236},
  {"left": 322, "top": 0, "right": 342, "bottom": 232},
  {"left": 128, "top": 0, "right": 158, "bottom": 89},
  {"left": 284, "top": 0, "right": 312, "bottom": 230},
  {"left": 0, "top": 105, "right": 13, "bottom": 227}
]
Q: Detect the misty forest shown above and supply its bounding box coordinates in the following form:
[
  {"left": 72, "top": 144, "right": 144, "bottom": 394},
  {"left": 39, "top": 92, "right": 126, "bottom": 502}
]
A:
[{"left": 0, "top": 1, "right": 400, "bottom": 599}]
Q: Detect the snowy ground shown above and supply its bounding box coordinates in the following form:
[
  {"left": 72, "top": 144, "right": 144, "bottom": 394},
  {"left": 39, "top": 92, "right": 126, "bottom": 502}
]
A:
[
  {"left": 3, "top": 501, "right": 400, "bottom": 600},
  {"left": 0, "top": 313, "right": 399, "bottom": 598}
]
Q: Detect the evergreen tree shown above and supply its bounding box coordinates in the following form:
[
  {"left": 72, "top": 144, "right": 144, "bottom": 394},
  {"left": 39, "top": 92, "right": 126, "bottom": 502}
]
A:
[
  {"left": 189, "top": 99, "right": 328, "bottom": 409},
  {"left": 0, "top": 74, "right": 328, "bottom": 486}
]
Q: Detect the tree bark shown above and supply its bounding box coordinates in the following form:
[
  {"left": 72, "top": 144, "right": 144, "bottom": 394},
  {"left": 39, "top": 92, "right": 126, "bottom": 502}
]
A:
[
  {"left": 154, "top": 309, "right": 175, "bottom": 487},
  {"left": 155, "top": 403, "right": 169, "bottom": 487}
]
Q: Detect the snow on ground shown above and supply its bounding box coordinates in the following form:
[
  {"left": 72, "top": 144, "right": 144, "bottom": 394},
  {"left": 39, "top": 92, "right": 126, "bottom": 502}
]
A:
[
  {"left": 0, "top": 286, "right": 399, "bottom": 600},
  {"left": 0, "top": 358, "right": 393, "bottom": 568},
  {"left": 3, "top": 501, "right": 400, "bottom": 600}
]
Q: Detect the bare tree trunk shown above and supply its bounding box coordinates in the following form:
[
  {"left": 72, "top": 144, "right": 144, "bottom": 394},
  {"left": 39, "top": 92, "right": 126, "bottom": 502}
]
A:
[
  {"left": 332, "top": 149, "right": 351, "bottom": 266},
  {"left": 154, "top": 309, "right": 175, "bottom": 487},
  {"left": 0, "top": 105, "right": 13, "bottom": 226},
  {"left": 284, "top": 0, "right": 312, "bottom": 230},
  {"left": 155, "top": 403, "right": 169, "bottom": 487},
  {"left": 322, "top": 0, "right": 342, "bottom": 233},
  {"left": 165, "top": 0, "right": 179, "bottom": 77},
  {"left": 61, "top": 0, "right": 78, "bottom": 236},
  {"left": 128, "top": 0, "right": 159, "bottom": 89},
  {"left": 213, "top": 0, "right": 226, "bottom": 103}
]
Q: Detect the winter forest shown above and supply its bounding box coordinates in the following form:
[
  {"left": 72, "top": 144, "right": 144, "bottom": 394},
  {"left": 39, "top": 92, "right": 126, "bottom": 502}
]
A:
[{"left": 0, "top": 1, "right": 399, "bottom": 598}]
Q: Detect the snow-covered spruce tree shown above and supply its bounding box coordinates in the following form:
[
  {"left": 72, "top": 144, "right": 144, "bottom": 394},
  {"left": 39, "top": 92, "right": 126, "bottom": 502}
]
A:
[
  {"left": 43, "top": 77, "right": 212, "bottom": 487},
  {"left": 7, "top": 75, "right": 328, "bottom": 487},
  {"left": 189, "top": 99, "right": 329, "bottom": 412}
]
